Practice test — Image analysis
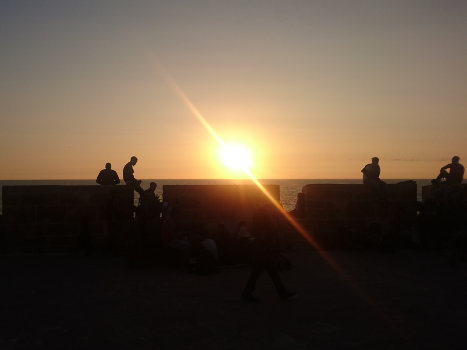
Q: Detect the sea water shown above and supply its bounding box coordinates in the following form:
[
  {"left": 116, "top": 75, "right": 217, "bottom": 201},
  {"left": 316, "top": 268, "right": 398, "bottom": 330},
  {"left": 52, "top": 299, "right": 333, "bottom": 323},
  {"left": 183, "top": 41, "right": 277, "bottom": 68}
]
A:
[{"left": 0, "top": 179, "right": 432, "bottom": 214}]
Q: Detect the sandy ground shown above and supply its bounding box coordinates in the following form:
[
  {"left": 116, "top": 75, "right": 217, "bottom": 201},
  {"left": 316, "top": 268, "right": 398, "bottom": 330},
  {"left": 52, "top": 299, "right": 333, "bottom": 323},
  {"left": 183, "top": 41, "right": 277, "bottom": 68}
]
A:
[{"left": 1, "top": 248, "right": 466, "bottom": 350}]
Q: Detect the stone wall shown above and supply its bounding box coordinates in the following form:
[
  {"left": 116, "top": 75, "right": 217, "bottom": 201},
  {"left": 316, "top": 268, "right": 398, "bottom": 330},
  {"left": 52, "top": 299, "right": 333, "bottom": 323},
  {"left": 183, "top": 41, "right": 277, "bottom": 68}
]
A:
[
  {"left": 162, "top": 184, "right": 280, "bottom": 232},
  {"left": 2, "top": 184, "right": 280, "bottom": 252},
  {"left": 2, "top": 185, "right": 134, "bottom": 252},
  {"left": 421, "top": 184, "right": 467, "bottom": 202},
  {"left": 293, "top": 182, "right": 418, "bottom": 248}
]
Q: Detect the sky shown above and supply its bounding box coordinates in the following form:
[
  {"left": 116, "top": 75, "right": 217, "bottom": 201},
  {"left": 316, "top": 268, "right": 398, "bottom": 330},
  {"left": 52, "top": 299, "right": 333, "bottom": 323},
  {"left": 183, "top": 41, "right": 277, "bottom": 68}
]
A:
[{"left": 1, "top": 0, "right": 466, "bottom": 180}]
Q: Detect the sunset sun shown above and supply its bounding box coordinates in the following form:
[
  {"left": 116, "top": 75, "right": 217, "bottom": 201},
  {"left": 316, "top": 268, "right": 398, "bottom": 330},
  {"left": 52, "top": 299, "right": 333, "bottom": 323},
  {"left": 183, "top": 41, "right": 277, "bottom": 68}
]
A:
[{"left": 219, "top": 143, "right": 253, "bottom": 172}]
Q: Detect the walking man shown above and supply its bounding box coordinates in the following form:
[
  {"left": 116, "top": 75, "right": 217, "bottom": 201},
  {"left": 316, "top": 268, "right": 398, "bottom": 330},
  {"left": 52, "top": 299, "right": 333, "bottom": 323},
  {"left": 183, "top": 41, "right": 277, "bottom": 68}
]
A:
[{"left": 242, "top": 204, "right": 296, "bottom": 302}]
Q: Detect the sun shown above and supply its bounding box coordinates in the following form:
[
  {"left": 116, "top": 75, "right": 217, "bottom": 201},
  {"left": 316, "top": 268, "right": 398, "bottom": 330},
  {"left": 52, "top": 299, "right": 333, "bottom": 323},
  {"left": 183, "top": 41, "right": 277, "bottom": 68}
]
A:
[{"left": 219, "top": 142, "right": 253, "bottom": 172}]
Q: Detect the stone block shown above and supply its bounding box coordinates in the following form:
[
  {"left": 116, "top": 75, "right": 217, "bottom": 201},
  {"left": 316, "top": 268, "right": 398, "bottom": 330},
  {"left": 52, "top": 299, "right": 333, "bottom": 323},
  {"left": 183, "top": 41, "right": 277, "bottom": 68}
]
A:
[
  {"left": 2, "top": 185, "right": 134, "bottom": 252},
  {"left": 422, "top": 186, "right": 432, "bottom": 201},
  {"left": 163, "top": 184, "right": 280, "bottom": 227},
  {"left": 3, "top": 205, "right": 36, "bottom": 224}
]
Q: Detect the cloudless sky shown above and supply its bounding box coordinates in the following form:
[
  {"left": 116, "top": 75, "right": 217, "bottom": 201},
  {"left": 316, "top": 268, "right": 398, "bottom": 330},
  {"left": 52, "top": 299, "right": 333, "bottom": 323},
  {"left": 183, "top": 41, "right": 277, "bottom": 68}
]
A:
[{"left": 1, "top": 0, "right": 466, "bottom": 179}]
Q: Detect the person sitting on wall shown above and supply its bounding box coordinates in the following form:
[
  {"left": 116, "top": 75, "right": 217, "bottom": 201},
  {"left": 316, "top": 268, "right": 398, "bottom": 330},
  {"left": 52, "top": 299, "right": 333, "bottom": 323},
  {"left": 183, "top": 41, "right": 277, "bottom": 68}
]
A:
[
  {"left": 361, "top": 156, "right": 387, "bottom": 193},
  {"left": 141, "top": 182, "right": 162, "bottom": 220},
  {"left": 361, "top": 157, "right": 382, "bottom": 185},
  {"left": 123, "top": 156, "right": 144, "bottom": 195},
  {"left": 432, "top": 156, "right": 464, "bottom": 186},
  {"left": 96, "top": 162, "right": 120, "bottom": 185}
]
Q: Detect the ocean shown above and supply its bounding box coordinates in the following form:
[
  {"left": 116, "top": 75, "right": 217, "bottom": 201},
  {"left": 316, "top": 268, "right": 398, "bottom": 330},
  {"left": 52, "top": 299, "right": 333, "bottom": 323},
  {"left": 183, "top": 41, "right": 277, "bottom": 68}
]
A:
[{"left": 0, "top": 179, "right": 432, "bottom": 215}]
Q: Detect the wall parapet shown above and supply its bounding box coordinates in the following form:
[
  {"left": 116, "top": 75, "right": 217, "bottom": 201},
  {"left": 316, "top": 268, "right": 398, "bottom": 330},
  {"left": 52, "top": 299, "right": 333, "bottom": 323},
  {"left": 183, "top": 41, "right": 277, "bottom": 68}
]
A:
[{"left": 2, "top": 185, "right": 134, "bottom": 252}]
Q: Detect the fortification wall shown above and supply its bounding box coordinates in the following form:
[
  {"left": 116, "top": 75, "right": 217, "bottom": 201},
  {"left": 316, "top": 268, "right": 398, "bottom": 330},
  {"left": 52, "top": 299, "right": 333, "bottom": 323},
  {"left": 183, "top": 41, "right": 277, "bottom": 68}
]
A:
[
  {"left": 2, "top": 185, "right": 134, "bottom": 252},
  {"left": 421, "top": 184, "right": 467, "bottom": 201},
  {"left": 293, "top": 181, "right": 418, "bottom": 248},
  {"left": 162, "top": 184, "right": 280, "bottom": 232},
  {"left": 2, "top": 182, "right": 424, "bottom": 252},
  {"left": 2, "top": 184, "right": 280, "bottom": 252}
]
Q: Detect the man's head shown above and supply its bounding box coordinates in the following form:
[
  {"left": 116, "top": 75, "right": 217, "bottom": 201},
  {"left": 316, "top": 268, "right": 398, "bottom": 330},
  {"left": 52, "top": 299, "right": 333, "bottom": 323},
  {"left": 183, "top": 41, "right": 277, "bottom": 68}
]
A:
[
  {"left": 452, "top": 156, "right": 460, "bottom": 163},
  {"left": 130, "top": 156, "right": 138, "bottom": 165},
  {"left": 371, "top": 157, "right": 379, "bottom": 164},
  {"left": 149, "top": 182, "right": 157, "bottom": 192},
  {"left": 105, "top": 163, "right": 111, "bottom": 170}
]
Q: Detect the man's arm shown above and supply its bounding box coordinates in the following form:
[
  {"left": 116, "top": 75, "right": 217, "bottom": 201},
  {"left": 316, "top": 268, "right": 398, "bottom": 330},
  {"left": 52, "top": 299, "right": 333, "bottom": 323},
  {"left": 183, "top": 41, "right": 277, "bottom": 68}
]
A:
[
  {"left": 96, "top": 171, "right": 103, "bottom": 185},
  {"left": 113, "top": 171, "right": 120, "bottom": 185},
  {"left": 440, "top": 163, "right": 451, "bottom": 171}
]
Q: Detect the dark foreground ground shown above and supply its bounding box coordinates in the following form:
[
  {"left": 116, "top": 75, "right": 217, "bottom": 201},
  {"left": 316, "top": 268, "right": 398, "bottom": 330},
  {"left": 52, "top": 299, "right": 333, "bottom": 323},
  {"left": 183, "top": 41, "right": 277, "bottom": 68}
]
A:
[{"left": 1, "top": 248, "right": 466, "bottom": 350}]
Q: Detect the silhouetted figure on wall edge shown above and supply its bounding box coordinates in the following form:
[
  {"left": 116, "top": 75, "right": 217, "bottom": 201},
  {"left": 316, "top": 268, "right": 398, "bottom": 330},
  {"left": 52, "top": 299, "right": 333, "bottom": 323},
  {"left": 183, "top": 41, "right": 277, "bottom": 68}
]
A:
[
  {"left": 361, "top": 157, "right": 387, "bottom": 196},
  {"left": 361, "top": 157, "right": 382, "bottom": 185},
  {"left": 433, "top": 156, "right": 464, "bottom": 186},
  {"left": 96, "top": 162, "right": 120, "bottom": 185},
  {"left": 141, "top": 182, "right": 162, "bottom": 220},
  {"left": 123, "top": 156, "right": 144, "bottom": 195}
]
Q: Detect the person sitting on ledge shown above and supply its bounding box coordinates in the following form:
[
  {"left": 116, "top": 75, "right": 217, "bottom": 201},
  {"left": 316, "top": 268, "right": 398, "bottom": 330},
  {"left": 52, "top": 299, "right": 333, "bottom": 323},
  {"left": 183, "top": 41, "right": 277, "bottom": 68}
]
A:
[
  {"left": 432, "top": 156, "right": 464, "bottom": 186},
  {"left": 141, "top": 182, "right": 162, "bottom": 220},
  {"left": 361, "top": 157, "right": 384, "bottom": 185},
  {"left": 96, "top": 162, "right": 120, "bottom": 185},
  {"left": 361, "top": 157, "right": 387, "bottom": 197},
  {"left": 123, "top": 156, "right": 144, "bottom": 195}
]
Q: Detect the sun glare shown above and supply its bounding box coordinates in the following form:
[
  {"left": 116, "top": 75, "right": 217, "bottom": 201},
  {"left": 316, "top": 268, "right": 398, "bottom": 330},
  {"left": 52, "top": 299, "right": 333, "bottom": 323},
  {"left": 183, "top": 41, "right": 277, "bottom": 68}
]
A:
[{"left": 219, "top": 143, "right": 253, "bottom": 171}]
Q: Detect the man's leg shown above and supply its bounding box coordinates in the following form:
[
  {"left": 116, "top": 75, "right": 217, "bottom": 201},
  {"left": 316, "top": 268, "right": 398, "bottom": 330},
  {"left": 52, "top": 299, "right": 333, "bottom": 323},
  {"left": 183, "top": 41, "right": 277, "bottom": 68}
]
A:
[
  {"left": 134, "top": 181, "right": 144, "bottom": 196},
  {"left": 436, "top": 169, "right": 449, "bottom": 182},
  {"left": 242, "top": 265, "right": 263, "bottom": 301},
  {"left": 266, "top": 265, "right": 287, "bottom": 296}
]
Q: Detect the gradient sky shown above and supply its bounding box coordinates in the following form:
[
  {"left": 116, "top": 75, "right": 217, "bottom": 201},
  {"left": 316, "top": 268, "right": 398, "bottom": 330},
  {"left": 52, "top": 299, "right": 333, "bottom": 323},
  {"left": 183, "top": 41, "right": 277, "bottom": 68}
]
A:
[{"left": 1, "top": 0, "right": 466, "bottom": 179}]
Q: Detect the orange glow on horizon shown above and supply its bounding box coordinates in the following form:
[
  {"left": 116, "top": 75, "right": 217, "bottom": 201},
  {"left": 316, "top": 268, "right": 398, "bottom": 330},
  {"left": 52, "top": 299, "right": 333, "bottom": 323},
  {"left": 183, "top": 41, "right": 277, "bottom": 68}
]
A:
[{"left": 154, "top": 58, "right": 386, "bottom": 317}]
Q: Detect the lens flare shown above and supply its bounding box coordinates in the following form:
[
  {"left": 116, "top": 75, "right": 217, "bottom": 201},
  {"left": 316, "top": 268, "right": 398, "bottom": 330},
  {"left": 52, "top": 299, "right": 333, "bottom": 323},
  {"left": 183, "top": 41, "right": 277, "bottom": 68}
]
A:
[{"left": 153, "top": 57, "right": 388, "bottom": 322}]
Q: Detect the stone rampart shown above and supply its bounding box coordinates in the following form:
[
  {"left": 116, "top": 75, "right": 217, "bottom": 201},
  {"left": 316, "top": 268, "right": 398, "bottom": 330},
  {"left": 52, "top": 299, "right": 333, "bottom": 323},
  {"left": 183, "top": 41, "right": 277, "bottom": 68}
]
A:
[
  {"left": 2, "top": 185, "right": 134, "bottom": 252},
  {"left": 421, "top": 184, "right": 467, "bottom": 202},
  {"left": 293, "top": 181, "right": 418, "bottom": 248},
  {"left": 162, "top": 184, "right": 280, "bottom": 232}
]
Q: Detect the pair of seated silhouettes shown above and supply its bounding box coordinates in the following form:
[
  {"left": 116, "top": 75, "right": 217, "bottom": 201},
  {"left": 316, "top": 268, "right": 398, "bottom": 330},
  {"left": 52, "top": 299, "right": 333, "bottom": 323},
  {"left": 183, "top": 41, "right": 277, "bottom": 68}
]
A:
[{"left": 96, "top": 156, "right": 144, "bottom": 194}]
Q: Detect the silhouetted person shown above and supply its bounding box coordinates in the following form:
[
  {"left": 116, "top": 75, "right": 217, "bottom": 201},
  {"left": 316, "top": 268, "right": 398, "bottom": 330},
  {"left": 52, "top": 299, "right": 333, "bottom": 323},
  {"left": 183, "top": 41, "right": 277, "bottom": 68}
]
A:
[
  {"left": 361, "top": 157, "right": 381, "bottom": 185},
  {"left": 141, "top": 182, "right": 162, "bottom": 220},
  {"left": 242, "top": 205, "right": 296, "bottom": 302},
  {"left": 123, "top": 156, "right": 143, "bottom": 195},
  {"left": 96, "top": 162, "right": 120, "bottom": 185},
  {"left": 361, "top": 157, "right": 387, "bottom": 197},
  {"left": 433, "top": 156, "right": 464, "bottom": 185}
]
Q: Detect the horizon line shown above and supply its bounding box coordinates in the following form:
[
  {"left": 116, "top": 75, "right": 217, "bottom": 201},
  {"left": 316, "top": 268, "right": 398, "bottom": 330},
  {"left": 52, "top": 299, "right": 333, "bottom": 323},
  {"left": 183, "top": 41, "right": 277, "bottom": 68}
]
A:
[{"left": 0, "top": 178, "right": 435, "bottom": 181}]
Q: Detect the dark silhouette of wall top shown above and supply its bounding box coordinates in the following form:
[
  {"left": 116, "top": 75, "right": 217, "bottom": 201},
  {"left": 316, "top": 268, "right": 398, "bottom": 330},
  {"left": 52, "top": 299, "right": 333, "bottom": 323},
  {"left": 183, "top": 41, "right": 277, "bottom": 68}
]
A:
[{"left": 2, "top": 185, "right": 133, "bottom": 252}]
